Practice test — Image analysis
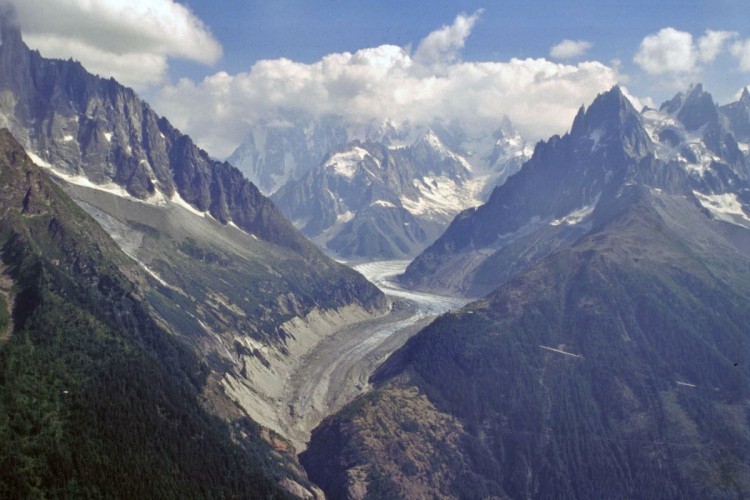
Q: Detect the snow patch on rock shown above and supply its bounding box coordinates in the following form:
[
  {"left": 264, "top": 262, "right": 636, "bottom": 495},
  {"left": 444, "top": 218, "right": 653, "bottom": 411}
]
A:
[
  {"left": 325, "top": 147, "right": 370, "bottom": 178},
  {"left": 693, "top": 190, "right": 750, "bottom": 225}
]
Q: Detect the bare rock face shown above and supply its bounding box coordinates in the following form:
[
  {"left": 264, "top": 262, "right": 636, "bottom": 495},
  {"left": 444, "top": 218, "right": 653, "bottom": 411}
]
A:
[
  {"left": 0, "top": 14, "right": 320, "bottom": 257},
  {"left": 721, "top": 87, "right": 750, "bottom": 143}
]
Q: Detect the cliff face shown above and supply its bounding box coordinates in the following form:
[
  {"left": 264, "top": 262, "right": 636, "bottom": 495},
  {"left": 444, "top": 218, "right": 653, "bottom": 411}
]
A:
[{"left": 0, "top": 15, "right": 318, "bottom": 257}]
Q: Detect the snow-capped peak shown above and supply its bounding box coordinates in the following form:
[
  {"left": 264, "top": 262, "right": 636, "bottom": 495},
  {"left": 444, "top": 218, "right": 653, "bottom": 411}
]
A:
[
  {"left": 412, "top": 129, "right": 474, "bottom": 173},
  {"left": 416, "top": 129, "right": 448, "bottom": 152},
  {"left": 324, "top": 146, "right": 372, "bottom": 178},
  {"left": 740, "top": 86, "right": 750, "bottom": 105}
]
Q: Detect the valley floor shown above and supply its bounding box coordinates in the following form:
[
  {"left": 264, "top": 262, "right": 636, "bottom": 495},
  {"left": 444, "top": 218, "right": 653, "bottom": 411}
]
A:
[{"left": 277, "top": 260, "right": 469, "bottom": 451}]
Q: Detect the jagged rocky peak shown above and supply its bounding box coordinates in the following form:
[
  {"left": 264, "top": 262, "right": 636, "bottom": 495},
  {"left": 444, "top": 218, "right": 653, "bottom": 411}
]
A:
[
  {"left": 411, "top": 128, "right": 468, "bottom": 160},
  {"left": 720, "top": 86, "right": 750, "bottom": 143},
  {"left": 0, "top": 6, "right": 32, "bottom": 101},
  {"left": 496, "top": 115, "right": 519, "bottom": 140},
  {"left": 412, "top": 128, "right": 451, "bottom": 157},
  {"left": 570, "top": 85, "right": 653, "bottom": 160},
  {"left": 226, "top": 113, "right": 352, "bottom": 195},
  {"left": 660, "top": 83, "right": 719, "bottom": 131},
  {"left": 0, "top": 17, "right": 338, "bottom": 257}
]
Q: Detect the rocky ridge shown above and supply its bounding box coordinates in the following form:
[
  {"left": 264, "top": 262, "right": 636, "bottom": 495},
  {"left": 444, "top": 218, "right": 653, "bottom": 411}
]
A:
[{"left": 402, "top": 85, "right": 750, "bottom": 296}]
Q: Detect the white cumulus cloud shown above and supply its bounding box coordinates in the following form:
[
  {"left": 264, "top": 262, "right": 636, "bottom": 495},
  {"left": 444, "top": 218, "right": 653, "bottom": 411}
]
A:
[
  {"left": 550, "top": 39, "right": 593, "bottom": 59},
  {"left": 731, "top": 39, "right": 750, "bottom": 72},
  {"left": 634, "top": 28, "right": 697, "bottom": 74},
  {"left": 698, "top": 30, "right": 736, "bottom": 62},
  {"left": 153, "top": 14, "right": 619, "bottom": 158},
  {"left": 634, "top": 27, "right": 736, "bottom": 75},
  {"left": 8, "top": 0, "right": 222, "bottom": 89},
  {"left": 413, "top": 10, "right": 482, "bottom": 66}
]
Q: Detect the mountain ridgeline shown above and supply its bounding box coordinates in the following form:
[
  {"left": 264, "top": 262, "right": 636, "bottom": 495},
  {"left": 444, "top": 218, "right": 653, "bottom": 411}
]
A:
[
  {"left": 231, "top": 112, "right": 530, "bottom": 260},
  {"left": 302, "top": 86, "right": 750, "bottom": 498},
  {"left": 2, "top": 4, "right": 750, "bottom": 496},
  {"left": 402, "top": 85, "right": 750, "bottom": 296},
  {"left": 0, "top": 129, "right": 310, "bottom": 497},
  {"left": 0, "top": 16, "right": 386, "bottom": 317},
  {"left": 0, "top": 15, "right": 316, "bottom": 259},
  {"left": 0, "top": 14, "right": 385, "bottom": 498}
]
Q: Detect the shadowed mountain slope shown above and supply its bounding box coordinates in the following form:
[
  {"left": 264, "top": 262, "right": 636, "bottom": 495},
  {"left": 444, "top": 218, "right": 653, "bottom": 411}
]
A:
[
  {"left": 302, "top": 89, "right": 750, "bottom": 499},
  {"left": 0, "top": 129, "right": 315, "bottom": 497}
]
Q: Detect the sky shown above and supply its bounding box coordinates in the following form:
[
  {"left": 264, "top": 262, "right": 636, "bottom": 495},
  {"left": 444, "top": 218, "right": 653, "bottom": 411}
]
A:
[{"left": 5, "top": 0, "right": 750, "bottom": 158}]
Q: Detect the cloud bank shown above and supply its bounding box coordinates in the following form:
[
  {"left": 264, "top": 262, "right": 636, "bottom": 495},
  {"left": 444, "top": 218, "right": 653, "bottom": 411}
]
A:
[
  {"left": 10, "top": 0, "right": 222, "bottom": 89},
  {"left": 153, "top": 13, "right": 619, "bottom": 158}
]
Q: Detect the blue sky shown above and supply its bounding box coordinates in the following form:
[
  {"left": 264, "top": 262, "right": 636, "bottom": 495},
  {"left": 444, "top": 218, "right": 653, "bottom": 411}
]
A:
[
  {"left": 7, "top": 0, "right": 750, "bottom": 157},
  {"left": 174, "top": 1, "right": 744, "bottom": 67},
  {"left": 175, "top": 0, "right": 750, "bottom": 97}
]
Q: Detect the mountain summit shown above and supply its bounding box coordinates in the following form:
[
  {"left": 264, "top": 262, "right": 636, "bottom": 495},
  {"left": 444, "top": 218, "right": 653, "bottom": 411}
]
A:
[
  {"left": 569, "top": 86, "right": 653, "bottom": 160},
  {"left": 402, "top": 85, "right": 750, "bottom": 295},
  {"left": 271, "top": 131, "right": 485, "bottom": 260},
  {"left": 0, "top": 17, "right": 322, "bottom": 256}
]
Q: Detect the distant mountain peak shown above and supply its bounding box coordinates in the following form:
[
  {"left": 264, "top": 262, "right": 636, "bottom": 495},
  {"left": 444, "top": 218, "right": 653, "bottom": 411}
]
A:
[
  {"left": 660, "top": 83, "right": 719, "bottom": 131},
  {"left": 686, "top": 82, "right": 705, "bottom": 96},
  {"left": 0, "top": 4, "right": 22, "bottom": 48},
  {"left": 495, "top": 115, "right": 519, "bottom": 140},
  {"left": 570, "top": 85, "right": 652, "bottom": 159},
  {"left": 415, "top": 129, "right": 446, "bottom": 150},
  {"left": 718, "top": 86, "right": 750, "bottom": 143}
]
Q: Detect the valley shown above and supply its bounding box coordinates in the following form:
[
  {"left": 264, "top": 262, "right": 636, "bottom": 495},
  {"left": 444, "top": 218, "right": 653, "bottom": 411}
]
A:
[
  {"left": 275, "top": 260, "right": 470, "bottom": 451},
  {"left": 1, "top": 5, "right": 750, "bottom": 497}
]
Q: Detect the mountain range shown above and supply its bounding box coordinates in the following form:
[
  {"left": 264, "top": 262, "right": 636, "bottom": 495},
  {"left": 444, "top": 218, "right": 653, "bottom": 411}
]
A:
[
  {"left": 402, "top": 84, "right": 750, "bottom": 297},
  {"left": 0, "top": 14, "right": 385, "bottom": 497},
  {"left": 302, "top": 85, "right": 750, "bottom": 498},
  {"left": 232, "top": 113, "right": 530, "bottom": 260},
  {"left": 1, "top": 7, "right": 750, "bottom": 499},
  {"left": 228, "top": 113, "right": 529, "bottom": 197}
]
